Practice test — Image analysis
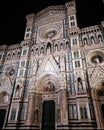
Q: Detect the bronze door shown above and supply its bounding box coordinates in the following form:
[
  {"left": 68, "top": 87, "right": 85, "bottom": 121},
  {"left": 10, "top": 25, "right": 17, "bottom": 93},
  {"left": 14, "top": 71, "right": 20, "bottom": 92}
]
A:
[
  {"left": 0, "top": 109, "right": 6, "bottom": 129},
  {"left": 42, "top": 100, "right": 55, "bottom": 130}
]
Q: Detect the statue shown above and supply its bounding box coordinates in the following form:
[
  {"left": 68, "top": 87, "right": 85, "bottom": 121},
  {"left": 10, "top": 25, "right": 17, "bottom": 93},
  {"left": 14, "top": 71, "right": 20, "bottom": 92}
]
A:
[
  {"left": 77, "top": 77, "right": 83, "bottom": 91},
  {"left": 57, "top": 108, "right": 60, "bottom": 123},
  {"left": 3, "top": 94, "right": 9, "bottom": 103},
  {"left": 34, "top": 109, "right": 39, "bottom": 123},
  {"left": 47, "top": 43, "right": 51, "bottom": 54},
  {"left": 15, "top": 85, "right": 20, "bottom": 98}
]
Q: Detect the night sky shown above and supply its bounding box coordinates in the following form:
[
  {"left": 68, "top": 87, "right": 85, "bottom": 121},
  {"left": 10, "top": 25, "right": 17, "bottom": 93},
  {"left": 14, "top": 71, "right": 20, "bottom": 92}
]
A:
[{"left": 0, "top": 0, "right": 104, "bottom": 45}]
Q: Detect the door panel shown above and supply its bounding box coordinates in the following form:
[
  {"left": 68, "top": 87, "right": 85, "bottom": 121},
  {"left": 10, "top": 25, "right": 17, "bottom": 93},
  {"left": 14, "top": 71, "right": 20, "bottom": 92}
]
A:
[
  {"left": 101, "top": 104, "right": 104, "bottom": 118},
  {"left": 42, "top": 100, "right": 55, "bottom": 130},
  {"left": 0, "top": 109, "right": 6, "bottom": 129}
]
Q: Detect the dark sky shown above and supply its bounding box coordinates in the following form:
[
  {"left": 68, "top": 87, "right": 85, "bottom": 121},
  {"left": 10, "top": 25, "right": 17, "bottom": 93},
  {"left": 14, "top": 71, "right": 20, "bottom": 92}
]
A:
[{"left": 0, "top": 0, "right": 104, "bottom": 45}]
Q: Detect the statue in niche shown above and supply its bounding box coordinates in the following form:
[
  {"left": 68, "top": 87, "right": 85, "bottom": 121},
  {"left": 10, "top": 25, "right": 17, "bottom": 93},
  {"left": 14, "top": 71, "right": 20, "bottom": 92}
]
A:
[
  {"left": 57, "top": 108, "right": 60, "bottom": 123},
  {"left": 77, "top": 77, "right": 83, "bottom": 91},
  {"left": 47, "top": 42, "right": 51, "bottom": 54},
  {"left": 3, "top": 94, "right": 9, "bottom": 103},
  {"left": 33, "top": 59, "right": 39, "bottom": 73},
  {"left": 55, "top": 44, "right": 58, "bottom": 52},
  {"left": 98, "top": 35, "right": 102, "bottom": 42},
  {"left": 15, "top": 85, "right": 20, "bottom": 98},
  {"left": 91, "top": 36, "right": 95, "bottom": 44},
  {"left": 17, "top": 52, "right": 20, "bottom": 58},
  {"left": 7, "top": 54, "right": 11, "bottom": 60},
  {"left": 66, "top": 41, "right": 69, "bottom": 49},
  {"left": 60, "top": 43, "right": 64, "bottom": 50},
  {"left": 31, "top": 49, "right": 34, "bottom": 55},
  {"left": 83, "top": 38, "right": 87, "bottom": 45},
  {"left": 34, "top": 109, "right": 39, "bottom": 123}
]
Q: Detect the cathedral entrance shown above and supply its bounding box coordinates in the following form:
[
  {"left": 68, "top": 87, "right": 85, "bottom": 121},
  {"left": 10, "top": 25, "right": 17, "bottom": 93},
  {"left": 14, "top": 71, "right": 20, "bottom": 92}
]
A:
[
  {"left": 0, "top": 109, "right": 6, "bottom": 129},
  {"left": 101, "top": 104, "right": 104, "bottom": 118},
  {"left": 41, "top": 100, "right": 55, "bottom": 130}
]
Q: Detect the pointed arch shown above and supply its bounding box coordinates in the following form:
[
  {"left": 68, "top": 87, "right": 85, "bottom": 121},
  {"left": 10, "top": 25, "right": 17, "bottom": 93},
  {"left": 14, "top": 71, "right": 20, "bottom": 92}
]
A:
[
  {"left": 14, "top": 82, "right": 23, "bottom": 99},
  {"left": 40, "top": 46, "right": 44, "bottom": 54},
  {"left": 46, "top": 42, "right": 51, "bottom": 54},
  {"left": 97, "top": 34, "right": 103, "bottom": 42},
  {"left": 14, "top": 85, "right": 20, "bottom": 98},
  {"left": 17, "top": 51, "right": 21, "bottom": 58},
  {"left": 83, "top": 37, "right": 88, "bottom": 46},
  {"left": 91, "top": 80, "right": 104, "bottom": 128},
  {"left": 36, "top": 55, "right": 60, "bottom": 78},
  {"left": 90, "top": 36, "right": 95, "bottom": 44},
  {"left": 77, "top": 77, "right": 83, "bottom": 91},
  {"left": 7, "top": 53, "right": 11, "bottom": 60},
  {"left": 12, "top": 52, "right": 16, "bottom": 59},
  {"left": 35, "top": 48, "right": 39, "bottom": 55},
  {"left": 60, "top": 42, "right": 64, "bottom": 50},
  {"left": 66, "top": 41, "right": 70, "bottom": 49},
  {"left": 35, "top": 74, "right": 59, "bottom": 93},
  {"left": 54, "top": 44, "right": 58, "bottom": 52},
  {"left": 31, "top": 48, "right": 34, "bottom": 55}
]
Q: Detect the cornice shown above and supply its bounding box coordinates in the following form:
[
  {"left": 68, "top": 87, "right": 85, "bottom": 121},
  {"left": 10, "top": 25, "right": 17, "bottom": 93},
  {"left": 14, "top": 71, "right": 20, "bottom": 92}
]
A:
[
  {"left": 8, "top": 44, "right": 21, "bottom": 51},
  {"left": 36, "top": 5, "right": 66, "bottom": 19},
  {"left": 80, "top": 24, "right": 102, "bottom": 36},
  {"left": 0, "top": 45, "right": 8, "bottom": 51},
  {"left": 20, "top": 39, "right": 33, "bottom": 47}
]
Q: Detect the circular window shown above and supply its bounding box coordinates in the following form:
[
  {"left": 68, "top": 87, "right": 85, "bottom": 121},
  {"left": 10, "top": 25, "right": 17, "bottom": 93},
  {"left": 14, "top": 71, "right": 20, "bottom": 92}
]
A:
[
  {"left": 45, "top": 30, "right": 57, "bottom": 39},
  {"left": 91, "top": 55, "right": 103, "bottom": 64},
  {"left": 9, "top": 69, "right": 15, "bottom": 76},
  {"left": 87, "top": 50, "right": 104, "bottom": 65},
  {"left": 5, "top": 66, "right": 15, "bottom": 76},
  {"left": 39, "top": 23, "right": 61, "bottom": 41}
]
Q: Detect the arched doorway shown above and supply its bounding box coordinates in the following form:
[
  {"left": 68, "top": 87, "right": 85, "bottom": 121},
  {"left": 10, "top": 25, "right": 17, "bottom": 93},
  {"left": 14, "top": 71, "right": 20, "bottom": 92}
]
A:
[
  {"left": 26, "top": 73, "right": 68, "bottom": 129},
  {"left": 97, "top": 87, "right": 104, "bottom": 123},
  {"left": 91, "top": 82, "right": 104, "bottom": 129},
  {"left": 0, "top": 109, "right": 6, "bottom": 129},
  {"left": 35, "top": 75, "right": 57, "bottom": 130},
  {"left": 42, "top": 100, "right": 55, "bottom": 130},
  {"left": 0, "top": 91, "right": 9, "bottom": 129}
]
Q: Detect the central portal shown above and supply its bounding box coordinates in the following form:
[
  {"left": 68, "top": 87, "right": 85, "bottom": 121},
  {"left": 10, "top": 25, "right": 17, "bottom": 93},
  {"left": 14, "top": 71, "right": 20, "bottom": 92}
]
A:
[
  {"left": 0, "top": 109, "right": 6, "bottom": 129},
  {"left": 42, "top": 100, "right": 55, "bottom": 130}
]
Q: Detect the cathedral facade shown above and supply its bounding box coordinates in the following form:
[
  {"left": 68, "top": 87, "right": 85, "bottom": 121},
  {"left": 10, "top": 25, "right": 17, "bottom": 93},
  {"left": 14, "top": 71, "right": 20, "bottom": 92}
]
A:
[{"left": 0, "top": 0, "right": 104, "bottom": 130}]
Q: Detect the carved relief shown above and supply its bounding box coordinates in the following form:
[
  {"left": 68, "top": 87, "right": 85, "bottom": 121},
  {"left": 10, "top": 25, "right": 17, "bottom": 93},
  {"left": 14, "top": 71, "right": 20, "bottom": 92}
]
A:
[{"left": 43, "top": 82, "right": 55, "bottom": 92}]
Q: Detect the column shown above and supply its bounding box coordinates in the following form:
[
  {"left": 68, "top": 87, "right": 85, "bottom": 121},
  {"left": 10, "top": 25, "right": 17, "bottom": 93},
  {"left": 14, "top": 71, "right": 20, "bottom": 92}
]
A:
[
  {"left": 91, "top": 88, "right": 104, "bottom": 129},
  {"left": 60, "top": 90, "right": 68, "bottom": 125},
  {"left": 25, "top": 92, "right": 35, "bottom": 125}
]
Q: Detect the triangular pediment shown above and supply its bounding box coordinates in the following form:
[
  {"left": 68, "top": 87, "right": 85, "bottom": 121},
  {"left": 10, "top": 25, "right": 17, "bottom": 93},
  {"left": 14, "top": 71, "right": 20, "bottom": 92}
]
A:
[
  {"left": 36, "top": 55, "right": 59, "bottom": 78},
  {"left": 90, "top": 65, "right": 104, "bottom": 87},
  {"left": 36, "top": 5, "right": 65, "bottom": 18}
]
